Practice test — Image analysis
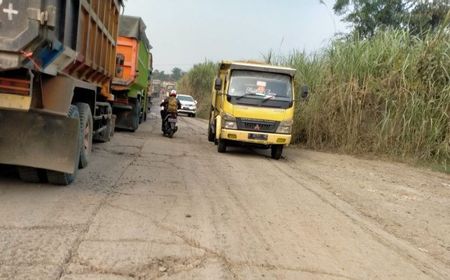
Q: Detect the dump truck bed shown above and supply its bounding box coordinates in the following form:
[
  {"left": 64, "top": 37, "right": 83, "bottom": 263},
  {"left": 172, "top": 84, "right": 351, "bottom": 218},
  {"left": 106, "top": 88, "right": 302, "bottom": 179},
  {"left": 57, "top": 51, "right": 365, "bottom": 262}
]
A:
[{"left": 0, "top": 0, "right": 122, "bottom": 99}]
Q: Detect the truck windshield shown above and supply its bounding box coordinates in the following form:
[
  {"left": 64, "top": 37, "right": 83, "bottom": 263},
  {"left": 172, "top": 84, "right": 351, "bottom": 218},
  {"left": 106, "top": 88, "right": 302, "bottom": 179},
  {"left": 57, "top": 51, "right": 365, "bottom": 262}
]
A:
[
  {"left": 227, "top": 70, "right": 293, "bottom": 108},
  {"left": 178, "top": 95, "right": 194, "bottom": 102}
]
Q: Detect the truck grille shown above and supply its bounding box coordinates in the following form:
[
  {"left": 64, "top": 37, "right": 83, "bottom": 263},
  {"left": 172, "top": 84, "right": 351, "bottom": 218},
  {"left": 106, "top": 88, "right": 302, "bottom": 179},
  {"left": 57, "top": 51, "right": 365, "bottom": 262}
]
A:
[{"left": 236, "top": 118, "right": 279, "bottom": 133}]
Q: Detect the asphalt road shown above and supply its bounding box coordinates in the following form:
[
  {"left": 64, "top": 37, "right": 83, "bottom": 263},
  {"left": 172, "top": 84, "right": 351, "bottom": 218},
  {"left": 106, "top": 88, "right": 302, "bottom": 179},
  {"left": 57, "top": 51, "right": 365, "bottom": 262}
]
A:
[{"left": 0, "top": 112, "right": 449, "bottom": 280}]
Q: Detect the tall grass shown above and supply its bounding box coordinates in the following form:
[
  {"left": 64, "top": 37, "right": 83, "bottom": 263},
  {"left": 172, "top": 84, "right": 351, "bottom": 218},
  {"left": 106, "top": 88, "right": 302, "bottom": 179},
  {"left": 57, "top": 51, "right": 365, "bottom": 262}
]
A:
[
  {"left": 177, "top": 61, "right": 217, "bottom": 118},
  {"left": 273, "top": 27, "right": 449, "bottom": 168}
]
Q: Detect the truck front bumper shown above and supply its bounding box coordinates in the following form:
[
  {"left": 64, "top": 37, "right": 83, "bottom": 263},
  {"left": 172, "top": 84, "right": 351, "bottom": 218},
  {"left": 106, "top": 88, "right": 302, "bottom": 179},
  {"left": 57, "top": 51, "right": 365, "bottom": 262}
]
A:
[{"left": 220, "top": 129, "right": 291, "bottom": 146}]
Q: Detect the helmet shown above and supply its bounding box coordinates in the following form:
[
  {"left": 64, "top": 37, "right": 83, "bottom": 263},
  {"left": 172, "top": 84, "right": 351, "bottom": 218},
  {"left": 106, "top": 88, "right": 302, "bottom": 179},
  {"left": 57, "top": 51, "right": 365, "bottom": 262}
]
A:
[{"left": 169, "top": 90, "right": 177, "bottom": 97}]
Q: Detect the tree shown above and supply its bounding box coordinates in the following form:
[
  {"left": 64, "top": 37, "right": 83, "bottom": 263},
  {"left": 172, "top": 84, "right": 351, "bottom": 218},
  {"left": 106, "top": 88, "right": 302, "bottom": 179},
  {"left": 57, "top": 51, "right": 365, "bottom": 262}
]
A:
[
  {"left": 332, "top": 0, "right": 449, "bottom": 38},
  {"left": 408, "top": 0, "right": 450, "bottom": 36},
  {"left": 152, "top": 69, "right": 171, "bottom": 81},
  {"left": 171, "top": 67, "right": 183, "bottom": 81},
  {"left": 333, "top": 0, "right": 405, "bottom": 38}
]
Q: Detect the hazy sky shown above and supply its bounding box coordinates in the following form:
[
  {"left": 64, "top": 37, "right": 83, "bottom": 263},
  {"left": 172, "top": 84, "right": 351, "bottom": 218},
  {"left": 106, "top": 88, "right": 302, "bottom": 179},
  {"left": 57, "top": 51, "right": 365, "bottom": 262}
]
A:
[{"left": 124, "top": 0, "right": 347, "bottom": 72}]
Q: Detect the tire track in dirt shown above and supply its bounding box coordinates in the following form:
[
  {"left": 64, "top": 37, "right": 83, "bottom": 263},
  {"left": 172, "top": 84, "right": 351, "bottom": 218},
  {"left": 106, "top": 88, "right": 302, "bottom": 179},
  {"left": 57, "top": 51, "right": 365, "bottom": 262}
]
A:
[{"left": 270, "top": 160, "right": 450, "bottom": 280}]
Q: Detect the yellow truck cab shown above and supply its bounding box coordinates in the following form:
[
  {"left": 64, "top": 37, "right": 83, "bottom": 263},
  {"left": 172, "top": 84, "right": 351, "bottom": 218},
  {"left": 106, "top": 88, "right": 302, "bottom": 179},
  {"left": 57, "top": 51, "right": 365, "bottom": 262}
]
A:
[{"left": 208, "top": 61, "right": 298, "bottom": 159}]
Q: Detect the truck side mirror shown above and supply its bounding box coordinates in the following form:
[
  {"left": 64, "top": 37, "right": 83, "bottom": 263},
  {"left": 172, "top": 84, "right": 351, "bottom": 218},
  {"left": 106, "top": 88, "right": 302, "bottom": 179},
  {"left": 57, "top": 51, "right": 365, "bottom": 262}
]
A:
[
  {"left": 215, "top": 77, "right": 222, "bottom": 91},
  {"left": 301, "top": 85, "right": 309, "bottom": 99}
]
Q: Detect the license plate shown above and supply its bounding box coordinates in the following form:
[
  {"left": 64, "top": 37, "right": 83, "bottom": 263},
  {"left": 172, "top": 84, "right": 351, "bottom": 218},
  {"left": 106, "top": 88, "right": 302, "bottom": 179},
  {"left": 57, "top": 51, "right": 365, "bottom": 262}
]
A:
[
  {"left": 248, "top": 133, "right": 268, "bottom": 140},
  {"left": 168, "top": 118, "right": 177, "bottom": 123},
  {"left": 183, "top": 107, "right": 189, "bottom": 110}
]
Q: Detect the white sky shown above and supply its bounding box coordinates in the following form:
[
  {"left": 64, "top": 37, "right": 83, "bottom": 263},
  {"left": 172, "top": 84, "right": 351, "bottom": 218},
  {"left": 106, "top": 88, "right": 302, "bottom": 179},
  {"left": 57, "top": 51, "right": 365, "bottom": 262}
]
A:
[{"left": 123, "top": 0, "right": 348, "bottom": 72}]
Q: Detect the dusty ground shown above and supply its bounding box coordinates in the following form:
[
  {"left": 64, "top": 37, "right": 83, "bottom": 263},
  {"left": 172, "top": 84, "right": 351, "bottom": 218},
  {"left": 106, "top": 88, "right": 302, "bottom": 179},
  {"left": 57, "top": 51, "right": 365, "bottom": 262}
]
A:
[{"left": 0, "top": 112, "right": 449, "bottom": 280}]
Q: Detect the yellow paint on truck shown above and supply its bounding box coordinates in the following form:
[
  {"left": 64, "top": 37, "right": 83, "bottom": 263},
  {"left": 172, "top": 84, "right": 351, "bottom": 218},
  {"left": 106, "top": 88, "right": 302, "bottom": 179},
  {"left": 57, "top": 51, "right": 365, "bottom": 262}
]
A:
[{"left": 208, "top": 61, "right": 297, "bottom": 159}]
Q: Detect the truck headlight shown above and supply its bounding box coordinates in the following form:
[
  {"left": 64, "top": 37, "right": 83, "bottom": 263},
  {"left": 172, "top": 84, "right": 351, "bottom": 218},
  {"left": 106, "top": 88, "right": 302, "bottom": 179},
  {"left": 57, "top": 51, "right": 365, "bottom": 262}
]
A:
[
  {"left": 276, "top": 120, "right": 293, "bottom": 134},
  {"left": 222, "top": 113, "right": 237, "bottom": 129}
]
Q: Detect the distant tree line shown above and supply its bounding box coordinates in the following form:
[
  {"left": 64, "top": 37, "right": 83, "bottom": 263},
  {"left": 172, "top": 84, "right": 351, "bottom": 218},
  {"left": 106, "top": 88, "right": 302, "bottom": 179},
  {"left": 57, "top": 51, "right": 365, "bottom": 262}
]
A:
[{"left": 152, "top": 67, "right": 185, "bottom": 82}]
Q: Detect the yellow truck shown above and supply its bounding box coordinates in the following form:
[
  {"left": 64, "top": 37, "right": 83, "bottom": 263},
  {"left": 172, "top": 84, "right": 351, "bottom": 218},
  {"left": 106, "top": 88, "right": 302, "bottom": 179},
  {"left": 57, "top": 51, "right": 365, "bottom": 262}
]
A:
[{"left": 208, "top": 61, "right": 305, "bottom": 159}]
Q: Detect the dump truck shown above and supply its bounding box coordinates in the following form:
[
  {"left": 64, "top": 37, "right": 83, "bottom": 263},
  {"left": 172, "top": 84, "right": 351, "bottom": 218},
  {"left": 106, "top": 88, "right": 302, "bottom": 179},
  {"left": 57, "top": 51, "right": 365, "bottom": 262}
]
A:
[
  {"left": 158, "top": 80, "right": 177, "bottom": 99},
  {"left": 112, "top": 15, "right": 152, "bottom": 131},
  {"left": 151, "top": 79, "right": 162, "bottom": 98},
  {"left": 0, "top": 0, "right": 123, "bottom": 185},
  {"left": 208, "top": 61, "right": 307, "bottom": 159}
]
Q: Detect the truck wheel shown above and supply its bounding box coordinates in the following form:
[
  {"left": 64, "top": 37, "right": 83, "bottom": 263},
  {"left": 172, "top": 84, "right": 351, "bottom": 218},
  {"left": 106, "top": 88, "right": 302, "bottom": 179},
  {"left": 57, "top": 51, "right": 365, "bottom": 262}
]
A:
[
  {"left": 17, "top": 167, "right": 43, "bottom": 183},
  {"left": 110, "top": 114, "right": 116, "bottom": 137},
  {"left": 131, "top": 98, "right": 141, "bottom": 132},
  {"left": 217, "top": 139, "right": 227, "bottom": 153},
  {"left": 47, "top": 105, "right": 81, "bottom": 186},
  {"left": 47, "top": 170, "right": 76, "bottom": 186},
  {"left": 208, "top": 122, "right": 215, "bottom": 142},
  {"left": 76, "top": 103, "right": 93, "bottom": 169},
  {"left": 96, "top": 119, "right": 111, "bottom": 143},
  {"left": 271, "top": 145, "right": 283, "bottom": 160},
  {"left": 96, "top": 105, "right": 113, "bottom": 143}
]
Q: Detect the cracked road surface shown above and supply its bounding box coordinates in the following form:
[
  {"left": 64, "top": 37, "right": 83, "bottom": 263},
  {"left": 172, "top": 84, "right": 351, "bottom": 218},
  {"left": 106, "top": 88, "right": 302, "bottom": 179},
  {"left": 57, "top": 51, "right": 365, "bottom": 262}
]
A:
[{"left": 1, "top": 112, "right": 449, "bottom": 280}]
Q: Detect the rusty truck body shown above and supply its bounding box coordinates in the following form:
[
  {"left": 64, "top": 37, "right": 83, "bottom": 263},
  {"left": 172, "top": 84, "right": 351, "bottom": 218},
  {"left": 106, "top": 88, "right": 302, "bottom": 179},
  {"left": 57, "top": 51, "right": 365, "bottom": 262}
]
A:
[{"left": 0, "top": 0, "right": 123, "bottom": 185}]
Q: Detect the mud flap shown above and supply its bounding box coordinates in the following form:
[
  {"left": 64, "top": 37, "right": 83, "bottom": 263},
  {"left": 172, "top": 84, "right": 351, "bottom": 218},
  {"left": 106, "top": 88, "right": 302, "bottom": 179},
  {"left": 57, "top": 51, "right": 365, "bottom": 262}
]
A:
[
  {"left": 113, "top": 103, "right": 138, "bottom": 131},
  {"left": 114, "top": 109, "right": 135, "bottom": 130},
  {"left": 0, "top": 110, "right": 80, "bottom": 174}
]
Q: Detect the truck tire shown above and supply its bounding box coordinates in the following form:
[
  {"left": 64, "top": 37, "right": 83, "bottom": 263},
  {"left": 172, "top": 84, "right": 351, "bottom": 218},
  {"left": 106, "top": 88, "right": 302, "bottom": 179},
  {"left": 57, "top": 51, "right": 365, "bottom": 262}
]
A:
[
  {"left": 76, "top": 103, "right": 93, "bottom": 169},
  {"left": 17, "top": 167, "right": 43, "bottom": 183},
  {"left": 46, "top": 105, "right": 81, "bottom": 186},
  {"left": 131, "top": 98, "right": 141, "bottom": 132},
  {"left": 208, "top": 106, "right": 217, "bottom": 143},
  {"left": 96, "top": 119, "right": 111, "bottom": 143},
  {"left": 217, "top": 139, "right": 227, "bottom": 153},
  {"left": 208, "top": 121, "right": 215, "bottom": 142},
  {"left": 110, "top": 115, "right": 116, "bottom": 137},
  {"left": 271, "top": 145, "right": 283, "bottom": 160},
  {"left": 208, "top": 127, "right": 214, "bottom": 142},
  {"left": 96, "top": 104, "right": 113, "bottom": 143}
]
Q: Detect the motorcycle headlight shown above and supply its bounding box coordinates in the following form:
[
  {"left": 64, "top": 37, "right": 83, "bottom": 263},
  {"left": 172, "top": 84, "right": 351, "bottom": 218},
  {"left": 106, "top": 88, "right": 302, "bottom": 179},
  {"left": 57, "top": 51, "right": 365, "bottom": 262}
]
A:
[
  {"left": 222, "top": 113, "right": 237, "bottom": 129},
  {"left": 276, "top": 120, "right": 293, "bottom": 134}
]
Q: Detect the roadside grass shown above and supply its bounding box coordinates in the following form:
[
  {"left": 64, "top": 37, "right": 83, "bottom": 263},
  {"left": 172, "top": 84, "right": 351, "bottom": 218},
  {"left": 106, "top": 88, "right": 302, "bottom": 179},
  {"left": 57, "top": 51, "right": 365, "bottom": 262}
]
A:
[
  {"left": 177, "top": 25, "right": 449, "bottom": 171},
  {"left": 177, "top": 61, "right": 216, "bottom": 119},
  {"left": 271, "top": 27, "right": 449, "bottom": 170}
]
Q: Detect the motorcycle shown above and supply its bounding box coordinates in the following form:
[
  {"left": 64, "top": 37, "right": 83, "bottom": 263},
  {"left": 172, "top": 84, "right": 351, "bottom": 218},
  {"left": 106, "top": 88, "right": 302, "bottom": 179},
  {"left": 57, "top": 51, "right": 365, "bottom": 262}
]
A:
[{"left": 162, "top": 111, "right": 178, "bottom": 138}]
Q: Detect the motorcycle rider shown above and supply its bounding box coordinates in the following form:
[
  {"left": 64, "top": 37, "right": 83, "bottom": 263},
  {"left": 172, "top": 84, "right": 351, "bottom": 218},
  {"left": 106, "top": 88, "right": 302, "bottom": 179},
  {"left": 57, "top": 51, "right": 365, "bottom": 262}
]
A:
[{"left": 160, "top": 90, "right": 181, "bottom": 131}]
